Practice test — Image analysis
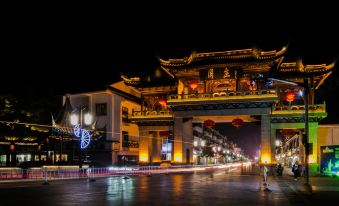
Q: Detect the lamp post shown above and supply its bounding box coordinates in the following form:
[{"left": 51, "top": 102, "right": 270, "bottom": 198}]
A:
[
  {"left": 303, "top": 78, "right": 311, "bottom": 190},
  {"left": 70, "top": 106, "right": 92, "bottom": 168}
]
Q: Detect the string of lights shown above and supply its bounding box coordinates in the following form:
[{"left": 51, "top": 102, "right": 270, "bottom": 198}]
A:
[{"left": 0, "top": 120, "right": 235, "bottom": 147}]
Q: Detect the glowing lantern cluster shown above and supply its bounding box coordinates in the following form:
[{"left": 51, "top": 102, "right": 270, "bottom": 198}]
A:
[
  {"left": 285, "top": 92, "right": 296, "bottom": 102},
  {"left": 204, "top": 119, "right": 215, "bottom": 128},
  {"left": 158, "top": 99, "right": 167, "bottom": 107},
  {"left": 232, "top": 118, "right": 244, "bottom": 128},
  {"left": 189, "top": 80, "right": 198, "bottom": 90}
]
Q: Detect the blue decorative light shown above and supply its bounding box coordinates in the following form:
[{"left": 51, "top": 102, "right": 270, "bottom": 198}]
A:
[
  {"left": 298, "top": 90, "right": 303, "bottom": 97},
  {"left": 73, "top": 124, "right": 91, "bottom": 149},
  {"left": 265, "top": 80, "right": 273, "bottom": 87}
]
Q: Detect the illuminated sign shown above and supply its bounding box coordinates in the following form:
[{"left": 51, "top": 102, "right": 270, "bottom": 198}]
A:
[
  {"left": 320, "top": 145, "right": 339, "bottom": 175},
  {"left": 200, "top": 67, "right": 241, "bottom": 80}
]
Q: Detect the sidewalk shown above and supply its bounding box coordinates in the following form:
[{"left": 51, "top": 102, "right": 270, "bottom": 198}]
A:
[{"left": 277, "top": 166, "right": 339, "bottom": 193}]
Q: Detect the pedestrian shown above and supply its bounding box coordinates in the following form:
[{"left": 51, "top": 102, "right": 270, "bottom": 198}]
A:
[
  {"left": 292, "top": 162, "right": 299, "bottom": 181},
  {"left": 276, "top": 163, "right": 283, "bottom": 176},
  {"left": 301, "top": 163, "right": 306, "bottom": 178}
]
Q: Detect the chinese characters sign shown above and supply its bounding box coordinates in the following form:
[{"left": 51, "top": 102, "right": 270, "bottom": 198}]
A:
[{"left": 200, "top": 67, "right": 241, "bottom": 80}]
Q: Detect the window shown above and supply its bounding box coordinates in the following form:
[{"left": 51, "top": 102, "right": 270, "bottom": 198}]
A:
[
  {"left": 122, "top": 131, "right": 139, "bottom": 148},
  {"left": 96, "top": 103, "right": 107, "bottom": 116},
  {"left": 122, "top": 107, "right": 129, "bottom": 122},
  {"left": 122, "top": 131, "right": 129, "bottom": 148}
]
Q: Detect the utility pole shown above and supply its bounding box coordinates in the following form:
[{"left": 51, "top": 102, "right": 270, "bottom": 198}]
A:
[{"left": 304, "top": 78, "right": 311, "bottom": 191}]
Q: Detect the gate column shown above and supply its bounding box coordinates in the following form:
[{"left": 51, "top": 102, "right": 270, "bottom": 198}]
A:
[{"left": 261, "top": 115, "right": 274, "bottom": 164}]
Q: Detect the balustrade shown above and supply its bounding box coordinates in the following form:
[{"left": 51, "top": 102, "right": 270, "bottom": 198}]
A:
[{"left": 168, "top": 89, "right": 277, "bottom": 101}]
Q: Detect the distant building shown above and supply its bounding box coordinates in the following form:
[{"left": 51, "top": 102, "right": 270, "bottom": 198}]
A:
[{"left": 52, "top": 82, "right": 141, "bottom": 166}]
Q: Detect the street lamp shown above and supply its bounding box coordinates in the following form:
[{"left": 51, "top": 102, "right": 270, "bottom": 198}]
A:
[{"left": 70, "top": 107, "right": 92, "bottom": 168}]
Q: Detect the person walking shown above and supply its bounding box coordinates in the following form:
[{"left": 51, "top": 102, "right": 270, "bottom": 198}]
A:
[{"left": 292, "top": 161, "right": 299, "bottom": 181}]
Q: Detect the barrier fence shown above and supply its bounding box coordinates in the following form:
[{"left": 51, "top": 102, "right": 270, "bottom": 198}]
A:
[{"left": 0, "top": 162, "right": 254, "bottom": 182}]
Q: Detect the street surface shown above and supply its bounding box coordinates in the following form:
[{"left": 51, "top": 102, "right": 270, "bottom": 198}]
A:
[{"left": 0, "top": 166, "right": 338, "bottom": 205}]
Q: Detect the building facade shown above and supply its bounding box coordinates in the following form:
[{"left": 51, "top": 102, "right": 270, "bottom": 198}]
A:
[
  {"left": 122, "top": 46, "right": 335, "bottom": 173},
  {"left": 54, "top": 82, "right": 141, "bottom": 166}
]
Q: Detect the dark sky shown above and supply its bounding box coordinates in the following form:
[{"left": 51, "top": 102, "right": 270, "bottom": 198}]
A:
[
  {"left": 215, "top": 123, "right": 261, "bottom": 159},
  {"left": 2, "top": 7, "right": 338, "bottom": 96},
  {"left": 1, "top": 14, "right": 338, "bottom": 87}
]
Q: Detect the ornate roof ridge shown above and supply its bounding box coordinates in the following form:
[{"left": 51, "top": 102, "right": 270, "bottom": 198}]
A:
[
  {"left": 279, "top": 61, "right": 336, "bottom": 74},
  {"left": 159, "top": 46, "right": 287, "bottom": 67},
  {"left": 121, "top": 73, "right": 141, "bottom": 86}
]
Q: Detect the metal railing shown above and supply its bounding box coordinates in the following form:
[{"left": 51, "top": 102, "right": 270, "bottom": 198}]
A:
[
  {"left": 168, "top": 89, "right": 277, "bottom": 102},
  {"left": 272, "top": 103, "right": 326, "bottom": 114},
  {"left": 0, "top": 162, "right": 249, "bottom": 182}
]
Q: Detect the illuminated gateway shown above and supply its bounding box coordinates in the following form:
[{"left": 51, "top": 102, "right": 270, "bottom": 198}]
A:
[
  {"left": 57, "top": 46, "right": 336, "bottom": 174},
  {"left": 120, "top": 46, "right": 336, "bottom": 173}
]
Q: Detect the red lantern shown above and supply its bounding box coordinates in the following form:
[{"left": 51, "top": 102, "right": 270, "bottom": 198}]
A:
[
  {"left": 158, "top": 99, "right": 167, "bottom": 107},
  {"left": 10, "top": 144, "right": 15, "bottom": 152},
  {"left": 232, "top": 118, "right": 244, "bottom": 128},
  {"left": 189, "top": 81, "right": 198, "bottom": 90},
  {"left": 197, "top": 86, "right": 204, "bottom": 93},
  {"left": 280, "top": 129, "right": 295, "bottom": 137},
  {"left": 285, "top": 92, "right": 295, "bottom": 102},
  {"left": 204, "top": 119, "right": 215, "bottom": 128}
]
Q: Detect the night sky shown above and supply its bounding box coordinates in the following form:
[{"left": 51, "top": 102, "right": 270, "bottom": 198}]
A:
[{"left": 1, "top": 7, "right": 338, "bottom": 157}]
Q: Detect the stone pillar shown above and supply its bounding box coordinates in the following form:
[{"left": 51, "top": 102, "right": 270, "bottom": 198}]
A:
[
  {"left": 151, "top": 131, "right": 161, "bottom": 163},
  {"left": 174, "top": 118, "right": 184, "bottom": 163},
  {"left": 261, "top": 115, "right": 272, "bottom": 164},
  {"left": 182, "top": 118, "right": 193, "bottom": 164},
  {"left": 139, "top": 129, "right": 149, "bottom": 163},
  {"left": 173, "top": 117, "right": 193, "bottom": 164},
  {"left": 270, "top": 126, "right": 277, "bottom": 163}
]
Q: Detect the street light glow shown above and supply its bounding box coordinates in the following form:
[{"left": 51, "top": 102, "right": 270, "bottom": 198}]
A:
[
  {"left": 84, "top": 113, "right": 92, "bottom": 125},
  {"left": 275, "top": 140, "right": 281, "bottom": 146},
  {"left": 70, "top": 114, "right": 79, "bottom": 125},
  {"left": 298, "top": 90, "right": 303, "bottom": 97}
]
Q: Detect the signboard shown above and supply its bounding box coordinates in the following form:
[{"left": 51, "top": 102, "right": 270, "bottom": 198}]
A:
[
  {"left": 199, "top": 67, "right": 241, "bottom": 80},
  {"left": 320, "top": 145, "right": 339, "bottom": 175}
]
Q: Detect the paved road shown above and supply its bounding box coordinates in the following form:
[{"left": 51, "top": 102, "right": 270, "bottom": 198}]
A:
[{"left": 0, "top": 167, "right": 337, "bottom": 206}]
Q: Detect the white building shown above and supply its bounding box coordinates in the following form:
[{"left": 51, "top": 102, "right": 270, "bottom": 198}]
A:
[{"left": 66, "top": 81, "right": 141, "bottom": 166}]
